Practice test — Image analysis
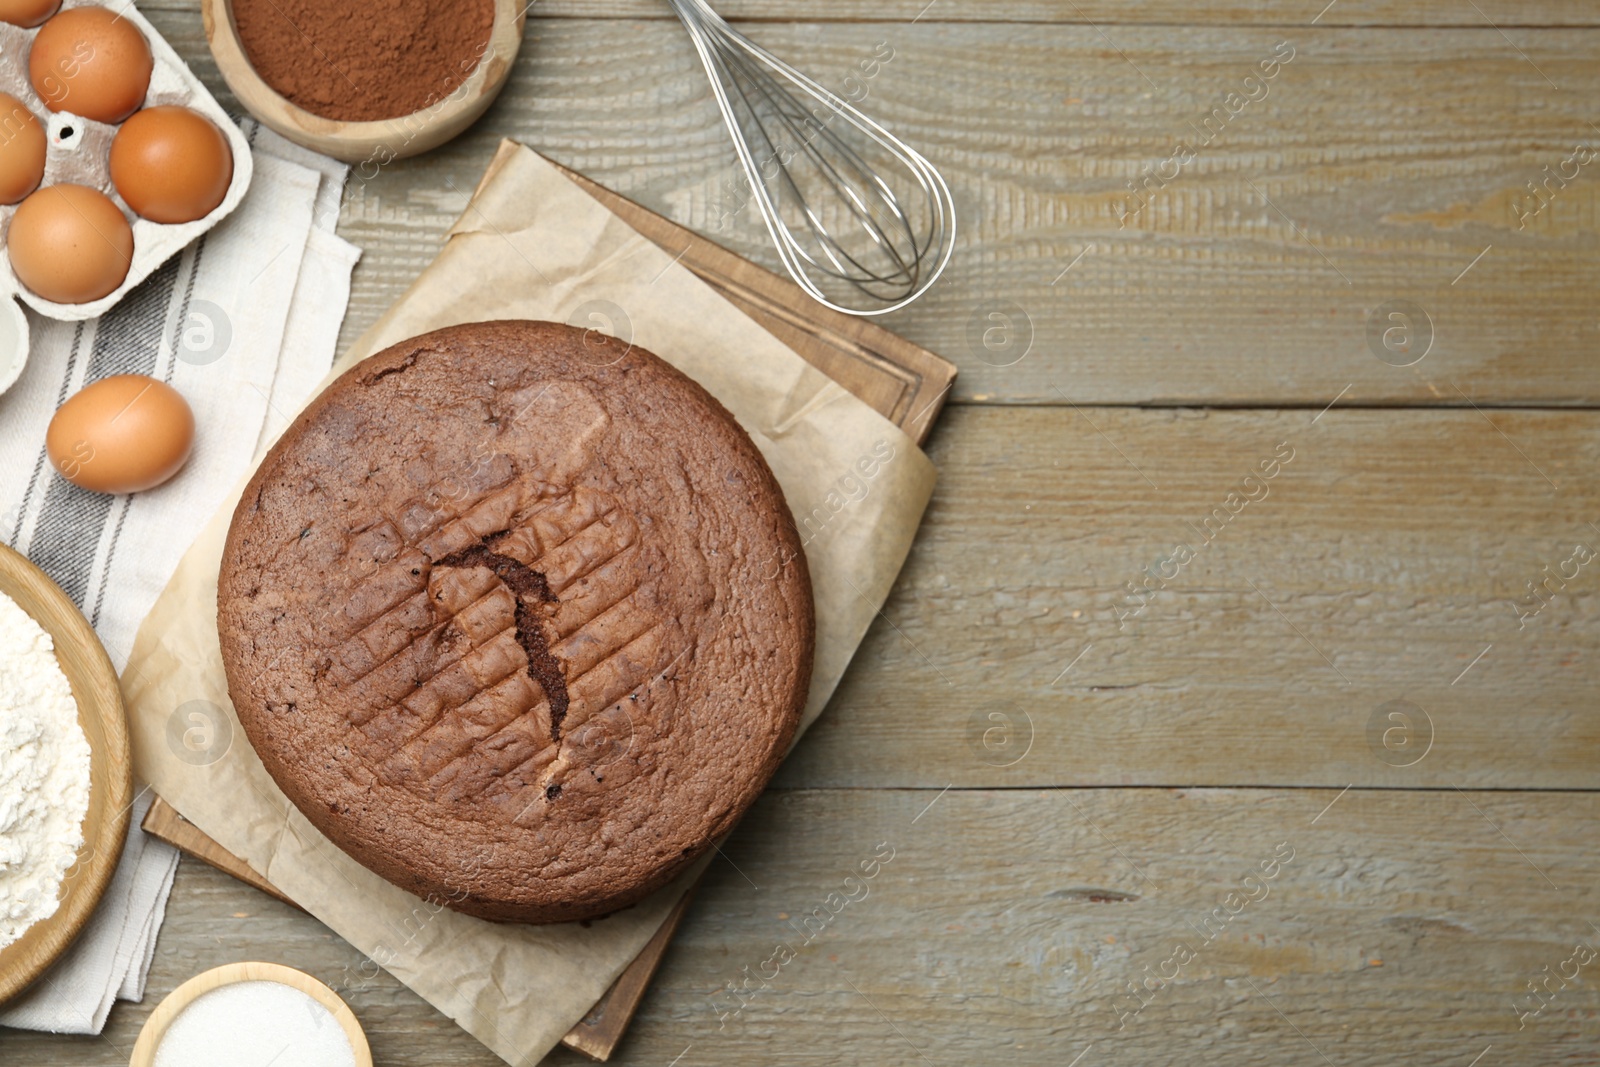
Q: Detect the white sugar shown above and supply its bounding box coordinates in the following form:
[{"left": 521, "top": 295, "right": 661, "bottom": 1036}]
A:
[{"left": 153, "top": 980, "right": 357, "bottom": 1067}]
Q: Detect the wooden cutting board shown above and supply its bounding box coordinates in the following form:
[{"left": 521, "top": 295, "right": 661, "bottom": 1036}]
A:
[{"left": 142, "top": 151, "right": 956, "bottom": 1062}]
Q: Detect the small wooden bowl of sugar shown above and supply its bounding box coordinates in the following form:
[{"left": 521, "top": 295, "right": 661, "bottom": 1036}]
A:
[{"left": 130, "top": 962, "right": 371, "bottom": 1067}]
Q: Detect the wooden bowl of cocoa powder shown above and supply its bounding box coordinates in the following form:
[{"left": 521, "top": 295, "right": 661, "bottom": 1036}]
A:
[{"left": 202, "top": 0, "right": 525, "bottom": 165}]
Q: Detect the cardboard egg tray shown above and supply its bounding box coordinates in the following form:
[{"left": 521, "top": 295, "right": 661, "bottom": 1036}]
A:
[{"left": 0, "top": 0, "right": 253, "bottom": 323}]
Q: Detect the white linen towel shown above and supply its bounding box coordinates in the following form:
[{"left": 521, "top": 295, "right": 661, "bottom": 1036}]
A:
[{"left": 0, "top": 121, "right": 360, "bottom": 1034}]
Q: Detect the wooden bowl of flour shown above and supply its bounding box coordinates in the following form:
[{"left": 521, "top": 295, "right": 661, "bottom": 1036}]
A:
[
  {"left": 201, "top": 0, "right": 526, "bottom": 164},
  {"left": 0, "top": 543, "right": 131, "bottom": 1005}
]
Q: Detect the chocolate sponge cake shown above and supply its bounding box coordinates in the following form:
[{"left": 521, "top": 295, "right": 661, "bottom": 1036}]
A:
[{"left": 217, "top": 321, "right": 813, "bottom": 923}]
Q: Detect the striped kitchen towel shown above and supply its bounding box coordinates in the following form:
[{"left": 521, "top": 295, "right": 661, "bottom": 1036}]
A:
[{"left": 0, "top": 122, "right": 360, "bottom": 1034}]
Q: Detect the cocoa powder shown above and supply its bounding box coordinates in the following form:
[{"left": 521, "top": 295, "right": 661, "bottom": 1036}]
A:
[{"left": 232, "top": 0, "right": 496, "bottom": 122}]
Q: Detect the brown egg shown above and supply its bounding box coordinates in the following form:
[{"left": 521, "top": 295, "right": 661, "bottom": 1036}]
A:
[
  {"left": 8, "top": 183, "right": 134, "bottom": 304},
  {"left": 0, "top": 93, "right": 46, "bottom": 204},
  {"left": 0, "top": 0, "right": 59, "bottom": 28},
  {"left": 46, "top": 374, "right": 193, "bottom": 494},
  {"left": 110, "top": 106, "right": 233, "bottom": 223},
  {"left": 29, "top": 5, "right": 152, "bottom": 124}
]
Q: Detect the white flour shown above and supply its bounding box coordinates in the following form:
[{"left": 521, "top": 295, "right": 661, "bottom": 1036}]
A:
[{"left": 0, "top": 588, "right": 92, "bottom": 951}]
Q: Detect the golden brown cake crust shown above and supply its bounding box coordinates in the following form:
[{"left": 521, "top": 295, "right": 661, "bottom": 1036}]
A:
[{"left": 217, "top": 321, "right": 813, "bottom": 923}]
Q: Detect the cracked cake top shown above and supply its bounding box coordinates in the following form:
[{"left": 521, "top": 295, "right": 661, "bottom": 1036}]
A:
[{"left": 217, "top": 320, "right": 813, "bottom": 923}]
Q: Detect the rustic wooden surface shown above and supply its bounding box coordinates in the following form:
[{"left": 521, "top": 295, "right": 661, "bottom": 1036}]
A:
[
  {"left": 140, "top": 3, "right": 1600, "bottom": 407},
  {"left": 6, "top": 2, "right": 1599, "bottom": 1065},
  {"left": 140, "top": 800, "right": 297, "bottom": 909}
]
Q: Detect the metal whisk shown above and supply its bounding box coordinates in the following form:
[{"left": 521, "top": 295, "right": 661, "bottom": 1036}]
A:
[{"left": 668, "top": 0, "right": 955, "bottom": 316}]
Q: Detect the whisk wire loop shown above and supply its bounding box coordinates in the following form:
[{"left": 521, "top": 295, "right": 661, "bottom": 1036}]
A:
[{"left": 669, "top": 0, "right": 954, "bottom": 315}]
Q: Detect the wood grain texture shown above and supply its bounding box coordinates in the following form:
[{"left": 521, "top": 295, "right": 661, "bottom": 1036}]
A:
[
  {"left": 139, "top": 11, "right": 1600, "bottom": 406},
  {"left": 777, "top": 404, "right": 1600, "bottom": 790},
  {"left": 592, "top": 787, "right": 1600, "bottom": 1067},
  {"left": 141, "top": 800, "right": 298, "bottom": 908},
  {"left": 560, "top": 889, "right": 698, "bottom": 1061},
  {"left": 140, "top": 0, "right": 1600, "bottom": 27},
  {"left": 5, "top": 788, "right": 1597, "bottom": 1066}
]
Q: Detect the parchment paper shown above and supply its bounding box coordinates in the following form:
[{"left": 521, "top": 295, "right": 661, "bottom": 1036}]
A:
[{"left": 120, "top": 142, "right": 936, "bottom": 1066}]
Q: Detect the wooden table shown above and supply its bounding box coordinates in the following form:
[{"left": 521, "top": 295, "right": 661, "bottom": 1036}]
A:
[{"left": 7, "top": 2, "right": 1598, "bottom": 1064}]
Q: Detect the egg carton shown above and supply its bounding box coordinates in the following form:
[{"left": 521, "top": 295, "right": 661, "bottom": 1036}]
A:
[{"left": 0, "top": 0, "right": 253, "bottom": 392}]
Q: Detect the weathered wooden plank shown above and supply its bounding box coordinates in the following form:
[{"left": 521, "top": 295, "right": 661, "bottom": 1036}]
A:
[
  {"left": 774, "top": 404, "right": 1600, "bottom": 790},
  {"left": 145, "top": 13, "right": 1600, "bottom": 406},
  {"left": 141, "top": 799, "right": 298, "bottom": 908},
  {"left": 140, "top": 0, "right": 1600, "bottom": 27},
  {"left": 4, "top": 788, "right": 1594, "bottom": 1065},
  {"left": 616, "top": 787, "right": 1600, "bottom": 1067}
]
